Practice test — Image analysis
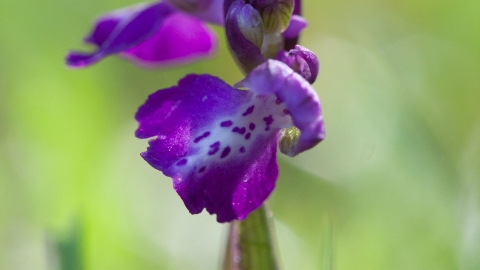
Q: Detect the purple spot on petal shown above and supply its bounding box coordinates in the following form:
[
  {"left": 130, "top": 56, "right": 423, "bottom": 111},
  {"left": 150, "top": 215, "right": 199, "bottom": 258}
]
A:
[
  {"left": 275, "top": 98, "right": 283, "bottom": 104},
  {"left": 245, "top": 133, "right": 251, "bottom": 140},
  {"left": 221, "top": 120, "right": 233, "bottom": 127},
  {"left": 208, "top": 141, "right": 220, "bottom": 155},
  {"left": 194, "top": 131, "right": 211, "bottom": 143},
  {"left": 283, "top": 109, "right": 290, "bottom": 115},
  {"left": 221, "top": 147, "right": 231, "bottom": 158},
  {"left": 199, "top": 166, "right": 206, "bottom": 173},
  {"left": 239, "top": 146, "right": 246, "bottom": 153},
  {"left": 249, "top": 123, "right": 256, "bottom": 130},
  {"left": 265, "top": 126, "right": 271, "bottom": 131},
  {"left": 177, "top": 159, "right": 187, "bottom": 166},
  {"left": 263, "top": 115, "right": 274, "bottom": 126},
  {"left": 232, "top": 127, "right": 246, "bottom": 134},
  {"left": 242, "top": 105, "right": 255, "bottom": 116}
]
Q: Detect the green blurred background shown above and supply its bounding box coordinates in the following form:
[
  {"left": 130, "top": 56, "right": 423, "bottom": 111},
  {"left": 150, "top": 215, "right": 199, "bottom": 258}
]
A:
[{"left": 1, "top": 0, "right": 479, "bottom": 269}]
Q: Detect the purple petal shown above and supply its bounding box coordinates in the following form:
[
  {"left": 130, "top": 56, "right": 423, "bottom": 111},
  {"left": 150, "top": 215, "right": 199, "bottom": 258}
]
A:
[
  {"left": 225, "top": 0, "right": 266, "bottom": 73},
  {"left": 136, "top": 75, "right": 290, "bottom": 222},
  {"left": 283, "top": 14, "right": 307, "bottom": 50},
  {"left": 84, "top": 16, "right": 120, "bottom": 46},
  {"left": 235, "top": 60, "right": 325, "bottom": 156},
  {"left": 66, "top": 2, "right": 175, "bottom": 68},
  {"left": 122, "top": 13, "right": 217, "bottom": 67},
  {"left": 284, "top": 0, "right": 304, "bottom": 50},
  {"left": 283, "top": 15, "right": 307, "bottom": 39}
]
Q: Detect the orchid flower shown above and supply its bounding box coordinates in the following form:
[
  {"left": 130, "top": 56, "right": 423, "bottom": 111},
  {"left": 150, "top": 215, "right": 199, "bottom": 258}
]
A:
[
  {"left": 66, "top": 0, "right": 223, "bottom": 68},
  {"left": 135, "top": 59, "right": 325, "bottom": 222},
  {"left": 66, "top": 0, "right": 325, "bottom": 223},
  {"left": 132, "top": 0, "right": 325, "bottom": 222}
]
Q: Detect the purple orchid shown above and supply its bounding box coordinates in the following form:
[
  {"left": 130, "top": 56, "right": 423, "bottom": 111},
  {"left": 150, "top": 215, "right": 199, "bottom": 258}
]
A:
[
  {"left": 135, "top": 59, "right": 325, "bottom": 222},
  {"left": 66, "top": 0, "right": 325, "bottom": 223},
  {"left": 66, "top": 0, "right": 223, "bottom": 68},
  {"left": 131, "top": 0, "right": 325, "bottom": 222}
]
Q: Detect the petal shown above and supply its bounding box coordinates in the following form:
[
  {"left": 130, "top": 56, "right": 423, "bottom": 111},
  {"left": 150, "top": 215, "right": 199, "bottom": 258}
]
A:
[
  {"left": 283, "top": 15, "right": 307, "bottom": 50},
  {"left": 283, "top": 0, "right": 304, "bottom": 50},
  {"left": 235, "top": 59, "right": 325, "bottom": 156},
  {"left": 136, "top": 74, "right": 290, "bottom": 222},
  {"left": 283, "top": 15, "right": 307, "bottom": 39},
  {"left": 84, "top": 15, "right": 120, "bottom": 47},
  {"left": 66, "top": 2, "right": 175, "bottom": 68},
  {"left": 122, "top": 13, "right": 217, "bottom": 67}
]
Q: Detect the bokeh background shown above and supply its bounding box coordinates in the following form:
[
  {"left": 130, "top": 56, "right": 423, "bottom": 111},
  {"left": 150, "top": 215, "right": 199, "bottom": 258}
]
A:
[{"left": 1, "top": 0, "right": 479, "bottom": 269}]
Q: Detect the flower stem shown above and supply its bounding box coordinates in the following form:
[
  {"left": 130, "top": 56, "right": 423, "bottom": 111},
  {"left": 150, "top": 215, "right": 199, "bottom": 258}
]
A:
[{"left": 223, "top": 203, "right": 281, "bottom": 270}]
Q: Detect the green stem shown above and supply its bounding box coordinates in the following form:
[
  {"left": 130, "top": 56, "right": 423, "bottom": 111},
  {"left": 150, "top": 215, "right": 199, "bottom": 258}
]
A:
[{"left": 223, "top": 203, "right": 281, "bottom": 270}]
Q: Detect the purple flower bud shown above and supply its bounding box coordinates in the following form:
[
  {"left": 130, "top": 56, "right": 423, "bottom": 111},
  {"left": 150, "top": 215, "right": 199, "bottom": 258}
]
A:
[
  {"left": 237, "top": 4, "right": 264, "bottom": 48},
  {"left": 225, "top": 0, "right": 267, "bottom": 73},
  {"left": 275, "top": 45, "right": 319, "bottom": 83}
]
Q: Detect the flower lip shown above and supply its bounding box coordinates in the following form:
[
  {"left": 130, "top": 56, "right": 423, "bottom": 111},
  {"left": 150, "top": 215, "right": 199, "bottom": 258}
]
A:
[
  {"left": 136, "top": 74, "right": 287, "bottom": 222},
  {"left": 135, "top": 59, "right": 324, "bottom": 222}
]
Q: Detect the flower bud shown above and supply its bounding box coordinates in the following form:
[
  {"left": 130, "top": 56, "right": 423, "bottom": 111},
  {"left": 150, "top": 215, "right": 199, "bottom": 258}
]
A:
[
  {"left": 225, "top": 0, "right": 267, "bottom": 73},
  {"left": 237, "top": 4, "right": 264, "bottom": 49},
  {"left": 275, "top": 45, "right": 319, "bottom": 83},
  {"left": 252, "top": 0, "right": 294, "bottom": 34}
]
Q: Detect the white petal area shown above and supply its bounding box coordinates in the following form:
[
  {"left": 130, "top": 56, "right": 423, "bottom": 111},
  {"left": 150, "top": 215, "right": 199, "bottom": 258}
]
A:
[{"left": 171, "top": 93, "right": 291, "bottom": 179}]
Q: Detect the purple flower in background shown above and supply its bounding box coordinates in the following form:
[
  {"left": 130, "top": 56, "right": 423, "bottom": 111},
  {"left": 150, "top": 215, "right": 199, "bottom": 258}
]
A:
[
  {"left": 66, "top": 0, "right": 223, "bottom": 68},
  {"left": 135, "top": 59, "right": 325, "bottom": 222}
]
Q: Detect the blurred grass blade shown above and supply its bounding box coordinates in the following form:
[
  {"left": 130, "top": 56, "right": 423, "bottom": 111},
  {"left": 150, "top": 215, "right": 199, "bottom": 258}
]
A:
[
  {"left": 321, "top": 218, "right": 333, "bottom": 270},
  {"left": 48, "top": 221, "right": 84, "bottom": 270},
  {"left": 223, "top": 204, "right": 281, "bottom": 270}
]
